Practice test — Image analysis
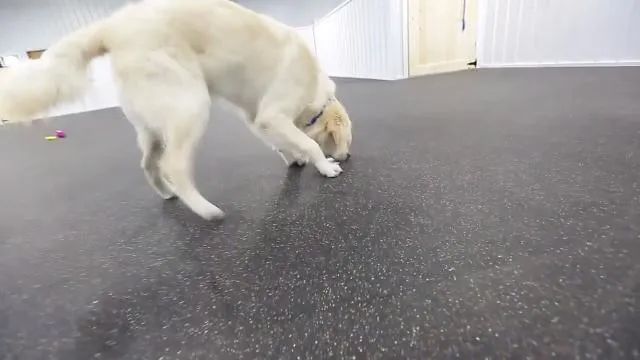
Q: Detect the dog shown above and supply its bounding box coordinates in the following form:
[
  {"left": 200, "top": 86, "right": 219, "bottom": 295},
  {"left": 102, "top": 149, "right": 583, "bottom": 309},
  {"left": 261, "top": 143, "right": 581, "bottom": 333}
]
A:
[{"left": 0, "top": 0, "right": 353, "bottom": 220}]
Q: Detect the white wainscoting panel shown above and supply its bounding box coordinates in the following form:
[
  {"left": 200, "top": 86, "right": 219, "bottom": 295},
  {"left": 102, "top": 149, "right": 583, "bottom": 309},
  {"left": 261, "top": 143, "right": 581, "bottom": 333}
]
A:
[
  {"left": 314, "top": 0, "right": 408, "bottom": 80},
  {"left": 478, "top": 0, "right": 640, "bottom": 67}
]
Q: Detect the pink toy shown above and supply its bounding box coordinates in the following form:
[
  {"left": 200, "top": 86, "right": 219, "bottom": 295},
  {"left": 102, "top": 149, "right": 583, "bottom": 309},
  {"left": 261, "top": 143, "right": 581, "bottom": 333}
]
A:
[{"left": 55, "top": 130, "right": 66, "bottom": 138}]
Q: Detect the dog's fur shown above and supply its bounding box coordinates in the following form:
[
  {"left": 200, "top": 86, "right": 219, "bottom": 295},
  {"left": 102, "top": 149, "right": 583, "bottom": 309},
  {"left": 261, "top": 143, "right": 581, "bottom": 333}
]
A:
[{"left": 0, "top": 0, "right": 353, "bottom": 220}]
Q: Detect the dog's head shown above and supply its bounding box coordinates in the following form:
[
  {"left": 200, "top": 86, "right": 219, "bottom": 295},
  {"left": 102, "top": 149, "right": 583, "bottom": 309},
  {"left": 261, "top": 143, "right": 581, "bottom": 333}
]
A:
[{"left": 305, "top": 98, "right": 352, "bottom": 161}]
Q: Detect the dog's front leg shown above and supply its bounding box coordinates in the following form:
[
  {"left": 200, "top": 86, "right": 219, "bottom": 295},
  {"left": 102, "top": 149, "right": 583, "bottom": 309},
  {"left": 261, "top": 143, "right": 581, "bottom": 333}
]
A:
[
  {"left": 277, "top": 149, "right": 308, "bottom": 167},
  {"left": 255, "top": 132, "right": 307, "bottom": 167},
  {"left": 255, "top": 112, "right": 342, "bottom": 177}
]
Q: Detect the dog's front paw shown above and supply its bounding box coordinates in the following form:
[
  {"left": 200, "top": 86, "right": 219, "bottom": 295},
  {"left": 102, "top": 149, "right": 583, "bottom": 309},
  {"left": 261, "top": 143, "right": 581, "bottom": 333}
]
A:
[{"left": 315, "top": 158, "right": 343, "bottom": 178}]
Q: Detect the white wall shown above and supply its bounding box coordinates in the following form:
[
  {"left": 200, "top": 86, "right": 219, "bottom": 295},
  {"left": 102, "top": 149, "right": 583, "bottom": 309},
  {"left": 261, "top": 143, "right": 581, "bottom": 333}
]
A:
[
  {"left": 238, "top": 0, "right": 345, "bottom": 27},
  {"left": 314, "top": 0, "right": 408, "bottom": 80},
  {"left": 0, "top": 0, "right": 130, "bottom": 57},
  {"left": 247, "top": 0, "right": 408, "bottom": 80},
  {"left": 0, "top": 0, "right": 125, "bottom": 116},
  {"left": 478, "top": 0, "right": 640, "bottom": 67}
]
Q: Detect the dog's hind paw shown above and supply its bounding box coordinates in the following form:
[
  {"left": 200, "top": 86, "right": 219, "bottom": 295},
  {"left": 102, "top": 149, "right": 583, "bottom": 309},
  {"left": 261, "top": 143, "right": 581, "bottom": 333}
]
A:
[{"left": 196, "top": 204, "right": 225, "bottom": 220}]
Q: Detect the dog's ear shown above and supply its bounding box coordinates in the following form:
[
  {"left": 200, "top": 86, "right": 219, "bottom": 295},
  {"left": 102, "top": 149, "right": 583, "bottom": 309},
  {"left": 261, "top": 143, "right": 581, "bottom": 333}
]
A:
[{"left": 325, "top": 108, "right": 344, "bottom": 145}]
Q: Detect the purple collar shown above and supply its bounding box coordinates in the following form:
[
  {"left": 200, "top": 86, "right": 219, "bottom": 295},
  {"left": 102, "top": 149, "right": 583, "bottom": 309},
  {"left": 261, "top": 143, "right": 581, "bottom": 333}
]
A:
[
  {"left": 307, "top": 108, "right": 324, "bottom": 127},
  {"left": 307, "top": 98, "right": 333, "bottom": 127}
]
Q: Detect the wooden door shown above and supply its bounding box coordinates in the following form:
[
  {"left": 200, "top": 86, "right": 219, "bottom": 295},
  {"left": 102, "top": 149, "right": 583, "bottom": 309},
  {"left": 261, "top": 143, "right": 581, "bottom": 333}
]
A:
[{"left": 408, "top": 0, "right": 478, "bottom": 76}]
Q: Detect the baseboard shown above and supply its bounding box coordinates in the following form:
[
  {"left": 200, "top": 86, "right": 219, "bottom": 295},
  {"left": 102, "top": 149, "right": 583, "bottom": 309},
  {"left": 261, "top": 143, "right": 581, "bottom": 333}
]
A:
[
  {"left": 479, "top": 60, "right": 640, "bottom": 68},
  {"left": 409, "top": 59, "right": 475, "bottom": 77}
]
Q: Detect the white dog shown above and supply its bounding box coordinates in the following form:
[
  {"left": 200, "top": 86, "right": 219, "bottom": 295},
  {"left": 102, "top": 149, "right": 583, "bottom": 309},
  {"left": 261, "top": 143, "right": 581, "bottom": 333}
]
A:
[{"left": 0, "top": 0, "right": 353, "bottom": 220}]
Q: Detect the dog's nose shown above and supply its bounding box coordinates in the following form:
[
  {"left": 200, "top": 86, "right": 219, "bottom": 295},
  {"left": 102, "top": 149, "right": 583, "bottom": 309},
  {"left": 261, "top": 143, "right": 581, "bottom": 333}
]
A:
[{"left": 333, "top": 153, "right": 350, "bottom": 161}]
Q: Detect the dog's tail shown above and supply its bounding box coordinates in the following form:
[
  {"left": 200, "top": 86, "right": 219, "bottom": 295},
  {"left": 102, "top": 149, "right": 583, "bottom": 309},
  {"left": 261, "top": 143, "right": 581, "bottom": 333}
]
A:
[{"left": 0, "top": 21, "right": 108, "bottom": 123}]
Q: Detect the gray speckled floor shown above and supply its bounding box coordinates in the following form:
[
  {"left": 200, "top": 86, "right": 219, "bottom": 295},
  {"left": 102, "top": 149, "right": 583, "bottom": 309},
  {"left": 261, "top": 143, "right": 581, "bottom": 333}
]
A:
[{"left": 1, "top": 68, "right": 639, "bottom": 359}]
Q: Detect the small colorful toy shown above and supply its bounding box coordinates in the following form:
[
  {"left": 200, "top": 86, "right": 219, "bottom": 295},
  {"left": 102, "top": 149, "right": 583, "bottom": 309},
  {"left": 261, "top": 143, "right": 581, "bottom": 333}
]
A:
[
  {"left": 55, "top": 130, "right": 66, "bottom": 138},
  {"left": 45, "top": 136, "right": 58, "bottom": 141}
]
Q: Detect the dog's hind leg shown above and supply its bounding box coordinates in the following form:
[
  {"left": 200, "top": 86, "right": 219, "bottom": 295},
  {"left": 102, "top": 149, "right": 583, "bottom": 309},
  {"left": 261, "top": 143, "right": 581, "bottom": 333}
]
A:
[
  {"left": 161, "top": 108, "right": 225, "bottom": 220},
  {"left": 135, "top": 126, "right": 175, "bottom": 200},
  {"left": 116, "top": 55, "right": 224, "bottom": 220}
]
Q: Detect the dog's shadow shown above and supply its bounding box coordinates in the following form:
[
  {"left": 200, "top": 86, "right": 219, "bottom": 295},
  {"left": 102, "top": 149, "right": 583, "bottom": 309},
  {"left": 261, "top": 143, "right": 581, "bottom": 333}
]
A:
[{"left": 60, "top": 167, "right": 336, "bottom": 359}]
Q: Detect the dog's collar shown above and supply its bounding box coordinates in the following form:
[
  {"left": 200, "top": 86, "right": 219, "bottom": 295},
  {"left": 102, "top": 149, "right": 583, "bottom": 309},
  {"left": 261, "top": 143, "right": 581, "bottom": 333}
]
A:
[{"left": 306, "top": 98, "right": 334, "bottom": 127}]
